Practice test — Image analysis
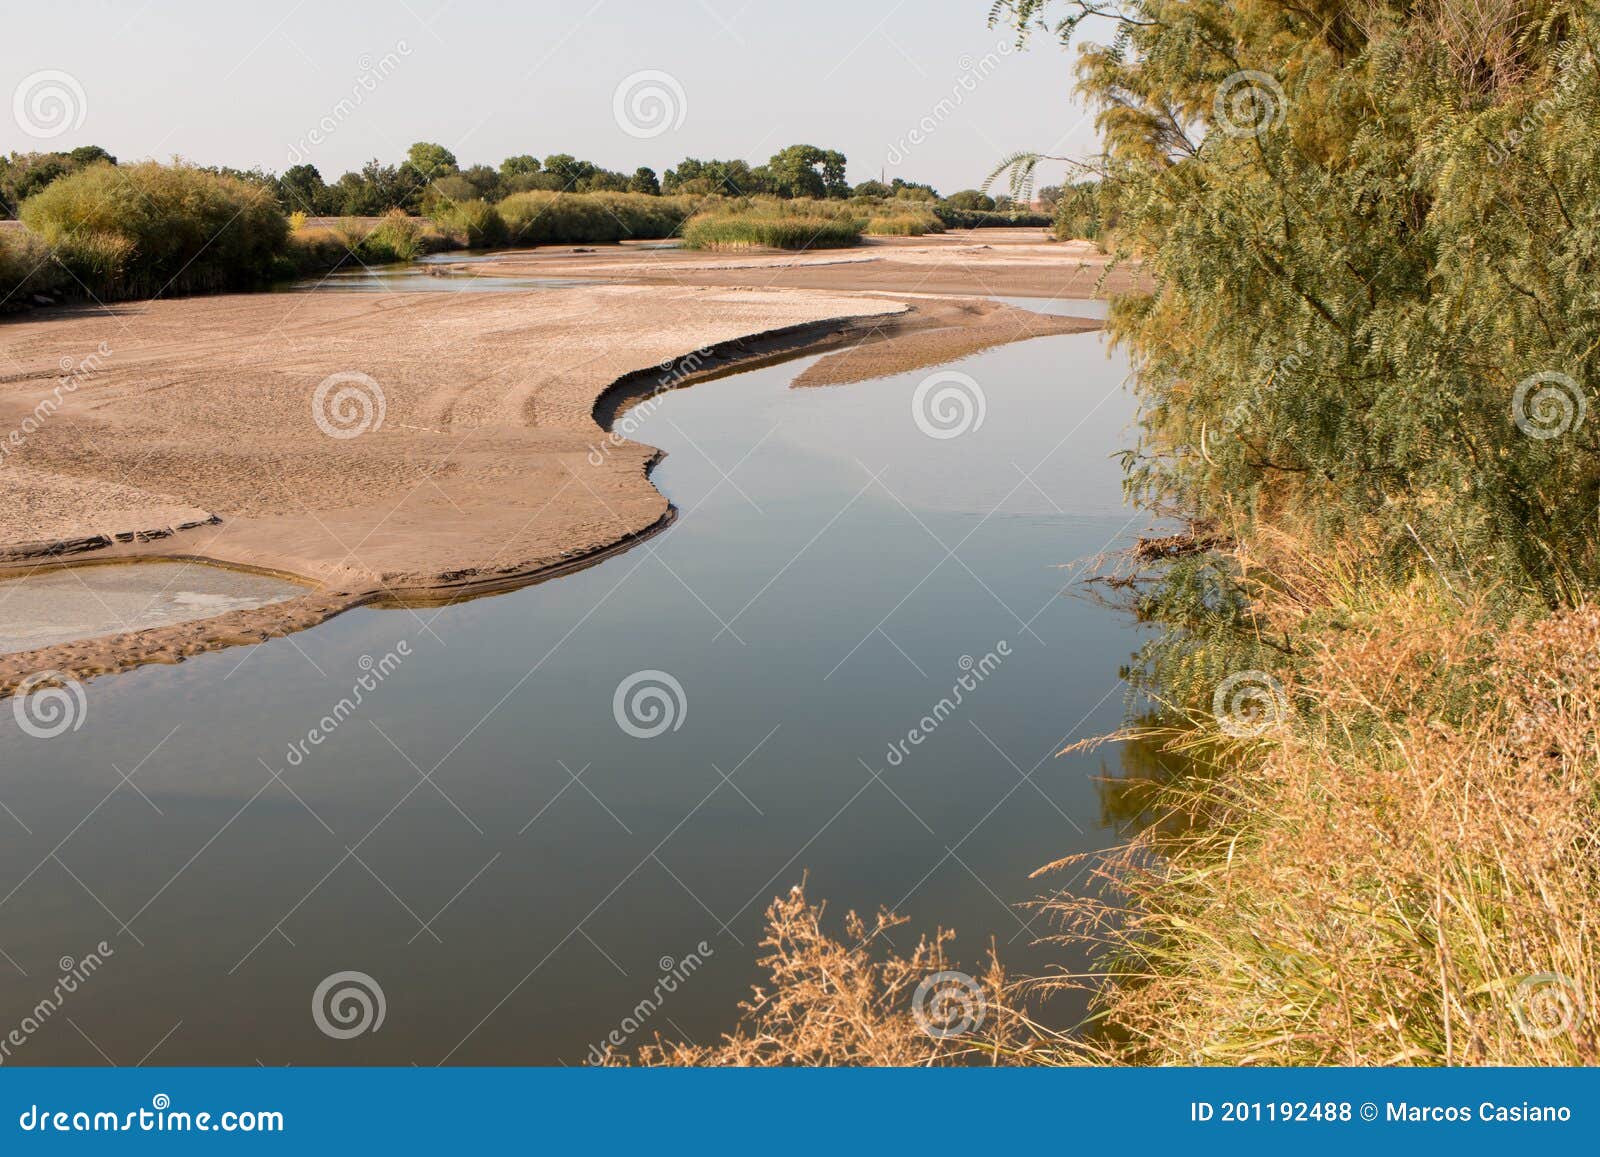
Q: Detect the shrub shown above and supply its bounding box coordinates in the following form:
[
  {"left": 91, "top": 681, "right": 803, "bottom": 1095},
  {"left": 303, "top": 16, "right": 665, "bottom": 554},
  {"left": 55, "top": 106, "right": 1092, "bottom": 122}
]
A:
[
  {"left": 0, "top": 227, "right": 71, "bottom": 310},
  {"left": 279, "top": 213, "right": 451, "bottom": 277},
  {"left": 931, "top": 205, "right": 1052, "bottom": 229},
  {"left": 865, "top": 212, "right": 945, "bottom": 236},
  {"left": 943, "top": 189, "right": 995, "bottom": 212},
  {"left": 497, "top": 191, "right": 692, "bottom": 244},
  {"left": 362, "top": 209, "right": 426, "bottom": 262},
  {"left": 19, "top": 161, "right": 287, "bottom": 298},
  {"left": 430, "top": 199, "right": 508, "bottom": 249},
  {"left": 680, "top": 207, "right": 863, "bottom": 250}
]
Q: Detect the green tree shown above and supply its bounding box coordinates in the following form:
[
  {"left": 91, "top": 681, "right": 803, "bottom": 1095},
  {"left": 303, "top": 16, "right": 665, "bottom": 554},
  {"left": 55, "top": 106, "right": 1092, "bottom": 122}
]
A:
[
  {"left": 943, "top": 189, "right": 994, "bottom": 211},
  {"left": 499, "top": 154, "right": 540, "bottom": 178},
  {"left": 663, "top": 157, "right": 759, "bottom": 196},
  {"left": 275, "top": 163, "right": 328, "bottom": 214},
  {"left": 0, "top": 147, "right": 118, "bottom": 217},
  {"left": 995, "top": 0, "right": 1600, "bottom": 602},
  {"left": 763, "top": 145, "right": 848, "bottom": 199},
  {"left": 406, "top": 142, "right": 458, "bottom": 179},
  {"left": 628, "top": 166, "right": 661, "bottom": 195}
]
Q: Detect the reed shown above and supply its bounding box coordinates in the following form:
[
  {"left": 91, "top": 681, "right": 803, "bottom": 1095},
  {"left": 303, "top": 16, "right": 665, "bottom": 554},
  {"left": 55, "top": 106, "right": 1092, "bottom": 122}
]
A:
[
  {"left": 497, "top": 190, "right": 694, "bottom": 245},
  {"left": 680, "top": 210, "right": 862, "bottom": 250}
]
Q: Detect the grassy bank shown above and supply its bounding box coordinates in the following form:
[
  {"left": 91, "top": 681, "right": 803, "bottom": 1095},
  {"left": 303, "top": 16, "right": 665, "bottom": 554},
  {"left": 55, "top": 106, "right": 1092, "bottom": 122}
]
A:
[{"left": 1028, "top": 536, "right": 1600, "bottom": 1065}]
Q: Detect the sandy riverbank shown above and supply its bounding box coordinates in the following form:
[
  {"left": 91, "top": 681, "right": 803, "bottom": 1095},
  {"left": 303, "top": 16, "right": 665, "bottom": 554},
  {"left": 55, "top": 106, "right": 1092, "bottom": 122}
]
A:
[
  {"left": 449, "top": 229, "right": 1140, "bottom": 299},
  {"left": 0, "top": 235, "right": 1109, "bottom": 690}
]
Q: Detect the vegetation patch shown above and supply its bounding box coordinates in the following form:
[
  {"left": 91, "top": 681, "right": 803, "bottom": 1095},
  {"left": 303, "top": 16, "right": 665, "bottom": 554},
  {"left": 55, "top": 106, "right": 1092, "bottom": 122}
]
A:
[
  {"left": 19, "top": 162, "right": 287, "bottom": 300},
  {"left": 498, "top": 191, "right": 695, "bottom": 245},
  {"left": 681, "top": 208, "right": 863, "bottom": 251}
]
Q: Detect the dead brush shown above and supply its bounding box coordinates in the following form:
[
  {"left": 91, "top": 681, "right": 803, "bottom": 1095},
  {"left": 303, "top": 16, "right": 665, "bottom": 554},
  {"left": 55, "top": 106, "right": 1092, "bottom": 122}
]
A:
[{"left": 625, "top": 884, "right": 1030, "bottom": 1066}]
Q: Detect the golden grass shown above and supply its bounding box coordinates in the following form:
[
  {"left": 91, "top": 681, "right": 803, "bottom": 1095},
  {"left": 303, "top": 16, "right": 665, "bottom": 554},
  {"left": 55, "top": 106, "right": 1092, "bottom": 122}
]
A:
[
  {"left": 1024, "top": 557, "right": 1600, "bottom": 1065},
  {"left": 619, "top": 884, "right": 1025, "bottom": 1066}
]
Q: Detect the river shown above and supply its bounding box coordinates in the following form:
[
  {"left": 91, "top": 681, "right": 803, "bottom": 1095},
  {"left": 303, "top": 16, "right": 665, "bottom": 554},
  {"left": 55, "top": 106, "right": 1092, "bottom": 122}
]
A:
[{"left": 0, "top": 311, "right": 1142, "bottom": 1064}]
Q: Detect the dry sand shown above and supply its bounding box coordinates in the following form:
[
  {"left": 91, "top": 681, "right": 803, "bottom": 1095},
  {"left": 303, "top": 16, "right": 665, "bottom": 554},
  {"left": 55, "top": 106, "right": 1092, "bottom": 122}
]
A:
[
  {"left": 463, "top": 230, "right": 1141, "bottom": 299},
  {"left": 0, "top": 234, "right": 1112, "bottom": 689}
]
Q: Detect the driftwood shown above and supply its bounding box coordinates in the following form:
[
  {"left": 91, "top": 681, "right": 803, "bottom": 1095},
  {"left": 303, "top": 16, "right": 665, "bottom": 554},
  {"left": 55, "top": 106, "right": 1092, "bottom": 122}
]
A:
[{"left": 1134, "top": 528, "right": 1232, "bottom": 561}]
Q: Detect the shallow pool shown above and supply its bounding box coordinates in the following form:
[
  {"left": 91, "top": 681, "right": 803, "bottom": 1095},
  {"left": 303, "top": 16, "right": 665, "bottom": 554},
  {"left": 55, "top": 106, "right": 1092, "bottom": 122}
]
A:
[{"left": 0, "top": 561, "right": 303, "bottom": 655}]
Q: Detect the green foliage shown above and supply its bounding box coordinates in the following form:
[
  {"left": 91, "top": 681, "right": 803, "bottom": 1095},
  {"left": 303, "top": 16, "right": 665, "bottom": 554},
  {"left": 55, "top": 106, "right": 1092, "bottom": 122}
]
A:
[
  {"left": 406, "top": 141, "right": 458, "bottom": 179},
  {"left": 499, "top": 154, "right": 541, "bottom": 178},
  {"left": 628, "top": 167, "right": 661, "bottom": 195},
  {"left": 1006, "top": 0, "right": 1600, "bottom": 607},
  {"left": 362, "top": 209, "right": 426, "bottom": 262},
  {"left": 497, "top": 191, "right": 692, "bottom": 244},
  {"left": 1052, "top": 179, "right": 1107, "bottom": 242},
  {"left": 0, "top": 146, "right": 117, "bottom": 217},
  {"left": 931, "top": 205, "right": 1052, "bottom": 229},
  {"left": 681, "top": 205, "right": 864, "bottom": 250},
  {"left": 430, "top": 199, "right": 509, "bottom": 249},
  {"left": 663, "top": 157, "right": 760, "bottom": 196},
  {"left": 0, "top": 227, "right": 70, "bottom": 310},
  {"left": 760, "top": 144, "right": 849, "bottom": 199},
  {"left": 865, "top": 212, "right": 946, "bottom": 236},
  {"left": 19, "top": 161, "right": 287, "bottom": 298},
  {"left": 944, "top": 188, "right": 996, "bottom": 212}
]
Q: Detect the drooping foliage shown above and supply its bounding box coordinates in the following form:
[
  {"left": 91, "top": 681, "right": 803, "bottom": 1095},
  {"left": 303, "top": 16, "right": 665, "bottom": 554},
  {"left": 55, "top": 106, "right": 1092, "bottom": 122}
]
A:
[{"left": 998, "top": 0, "right": 1600, "bottom": 607}]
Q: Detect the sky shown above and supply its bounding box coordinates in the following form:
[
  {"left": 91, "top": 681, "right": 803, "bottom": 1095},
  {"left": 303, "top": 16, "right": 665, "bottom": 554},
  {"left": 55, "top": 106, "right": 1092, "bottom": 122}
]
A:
[{"left": 1, "top": 0, "right": 1103, "bottom": 195}]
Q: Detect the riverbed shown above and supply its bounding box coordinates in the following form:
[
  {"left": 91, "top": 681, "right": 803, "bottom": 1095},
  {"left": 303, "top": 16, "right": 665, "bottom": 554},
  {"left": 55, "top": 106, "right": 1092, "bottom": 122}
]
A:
[{"left": 0, "top": 321, "right": 1140, "bottom": 1064}]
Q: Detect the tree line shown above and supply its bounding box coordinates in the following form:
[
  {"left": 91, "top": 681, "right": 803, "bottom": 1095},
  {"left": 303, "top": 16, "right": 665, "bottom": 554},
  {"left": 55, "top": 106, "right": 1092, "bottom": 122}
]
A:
[{"left": 1, "top": 140, "right": 1028, "bottom": 221}]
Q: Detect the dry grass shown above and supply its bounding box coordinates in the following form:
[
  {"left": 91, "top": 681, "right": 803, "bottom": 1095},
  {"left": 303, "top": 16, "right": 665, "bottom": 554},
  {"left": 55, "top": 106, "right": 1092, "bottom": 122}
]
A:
[
  {"left": 622, "top": 884, "right": 1027, "bottom": 1066},
  {"left": 1026, "top": 565, "right": 1599, "bottom": 1065}
]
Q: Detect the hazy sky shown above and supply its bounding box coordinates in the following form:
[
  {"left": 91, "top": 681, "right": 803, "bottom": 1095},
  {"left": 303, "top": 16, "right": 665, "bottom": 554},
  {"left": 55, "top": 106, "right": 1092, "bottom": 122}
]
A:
[{"left": 2, "top": 0, "right": 1102, "bottom": 194}]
